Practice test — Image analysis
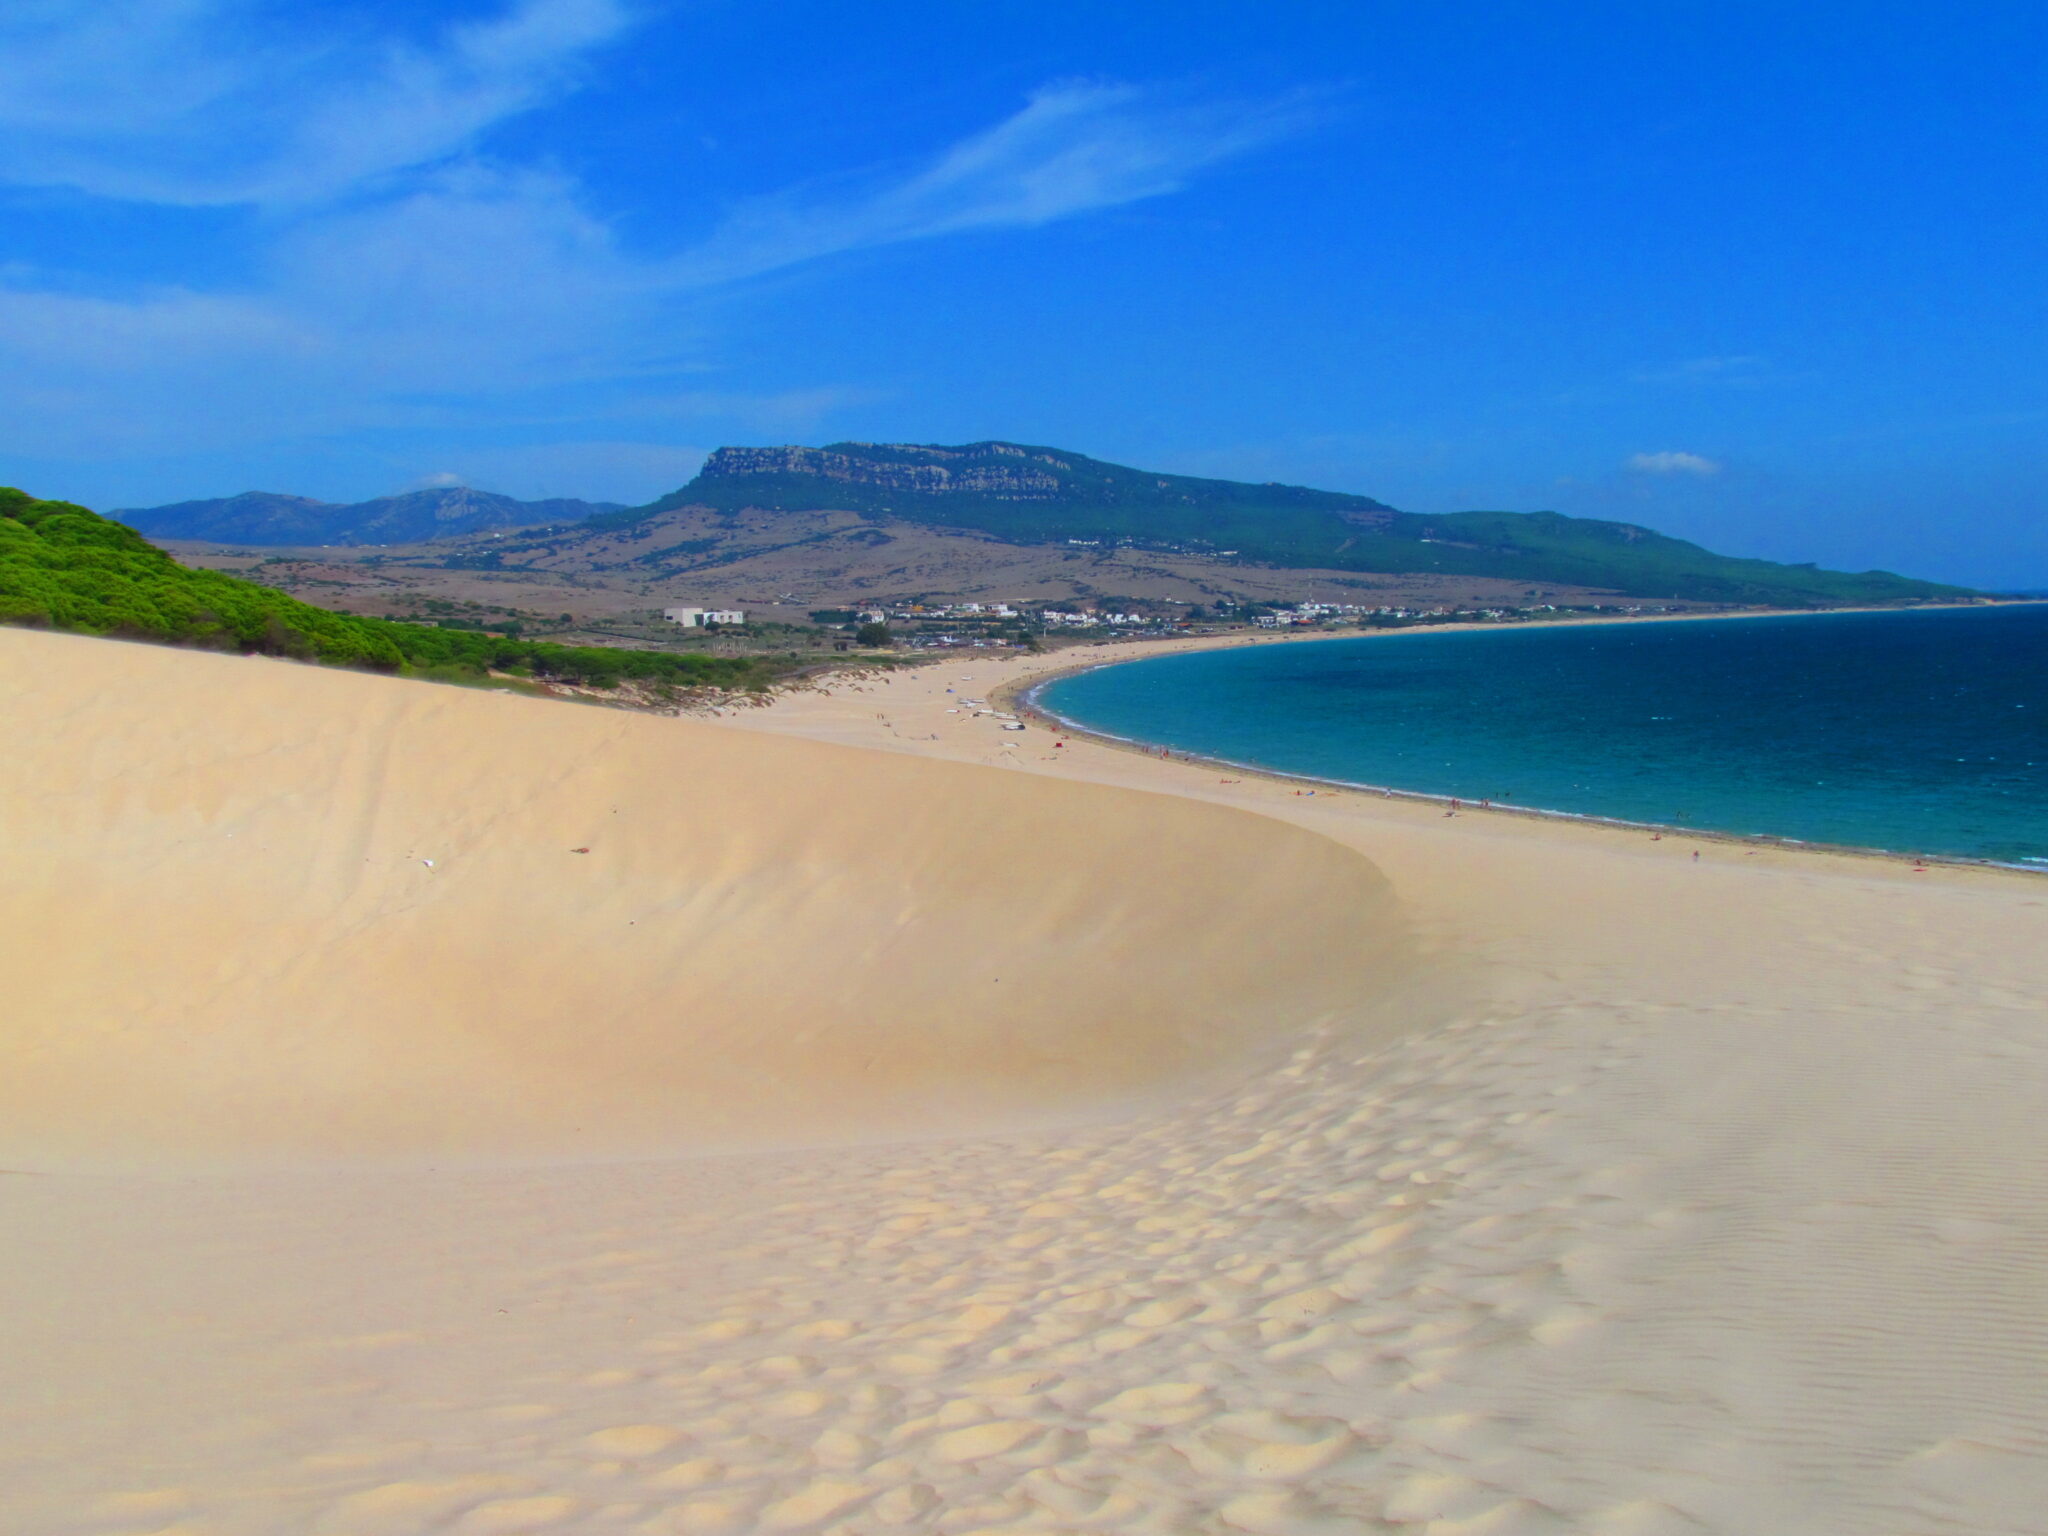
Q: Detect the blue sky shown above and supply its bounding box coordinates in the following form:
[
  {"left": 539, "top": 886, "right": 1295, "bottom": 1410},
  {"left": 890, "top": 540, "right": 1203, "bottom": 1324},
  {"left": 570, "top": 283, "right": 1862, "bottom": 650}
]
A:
[{"left": 2, "top": 1, "right": 2043, "bottom": 587}]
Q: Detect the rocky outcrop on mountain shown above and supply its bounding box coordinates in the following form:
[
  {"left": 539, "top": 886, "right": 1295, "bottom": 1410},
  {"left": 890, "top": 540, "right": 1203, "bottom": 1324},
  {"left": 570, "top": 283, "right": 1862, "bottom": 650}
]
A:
[
  {"left": 702, "top": 445, "right": 1068, "bottom": 500},
  {"left": 664, "top": 441, "right": 1396, "bottom": 524},
  {"left": 118, "top": 487, "right": 624, "bottom": 546}
]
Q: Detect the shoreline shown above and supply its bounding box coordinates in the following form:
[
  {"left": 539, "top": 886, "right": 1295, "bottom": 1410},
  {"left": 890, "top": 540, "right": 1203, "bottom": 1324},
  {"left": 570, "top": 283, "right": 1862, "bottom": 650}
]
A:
[
  {"left": 1000, "top": 593, "right": 2024, "bottom": 664},
  {"left": 987, "top": 611, "right": 2044, "bottom": 880},
  {"left": 714, "top": 620, "right": 2033, "bottom": 896}
]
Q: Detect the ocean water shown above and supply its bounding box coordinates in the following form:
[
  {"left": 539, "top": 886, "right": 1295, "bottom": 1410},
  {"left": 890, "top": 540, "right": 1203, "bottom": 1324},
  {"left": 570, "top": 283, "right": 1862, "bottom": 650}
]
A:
[{"left": 1036, "top": 605, "right": 2048, "bottom": 866}]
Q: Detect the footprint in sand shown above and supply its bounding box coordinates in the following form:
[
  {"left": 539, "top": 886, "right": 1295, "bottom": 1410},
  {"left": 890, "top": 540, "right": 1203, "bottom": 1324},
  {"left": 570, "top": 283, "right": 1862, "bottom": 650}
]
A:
[
  {"left": 764, "top": 1390, "right": 835, "bottom": 1419},
  {"left": 810, "top": 1428, "right": 876, "bottom": 1468},
  {"left": 1380, "top": 1471, "right": 1521, "bottom": 1524},
  {"left": 314, "top": 1476, "right": 529, "bottom": 1536},
  {"left": 456, "top": 1495, "right": 581, "bottom": 1532},
  {"left": 581, "top": 1424, "right": 682, "bottom": 1458},
  {"left": 1090, "top": 1380, "right": 1214, "bottom": 1426},
  {"left": 929, "top": 1418, "right": 1043, "bottom": 1463},
  {"left": 757, "top": 1477, "right": 875, "bottom": 1529},
  {"left": 1182, "top": 1411, "right": 1360, "bottom": 1481},
  {"left": 644, "top": 1456, "right": 722, "bottom": 1489}
]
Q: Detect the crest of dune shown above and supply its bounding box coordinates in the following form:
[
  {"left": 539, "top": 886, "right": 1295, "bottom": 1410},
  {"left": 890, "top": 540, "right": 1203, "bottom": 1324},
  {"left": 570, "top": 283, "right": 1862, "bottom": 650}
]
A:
[{"left": 0, "top": 629, "right": 1406, "bottom": 1170}]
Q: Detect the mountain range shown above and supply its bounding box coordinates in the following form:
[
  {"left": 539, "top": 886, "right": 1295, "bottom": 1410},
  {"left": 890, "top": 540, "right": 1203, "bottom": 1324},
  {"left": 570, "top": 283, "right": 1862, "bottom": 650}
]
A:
[
  {"left": 119, "top": 442, "right": 1967, "bottom": 606},
  {"left": 115, "top": 487, "right": 623, "bottom": 546},
  {"left": 616, "top": 442, "right": 1965, "bottom": 606}
]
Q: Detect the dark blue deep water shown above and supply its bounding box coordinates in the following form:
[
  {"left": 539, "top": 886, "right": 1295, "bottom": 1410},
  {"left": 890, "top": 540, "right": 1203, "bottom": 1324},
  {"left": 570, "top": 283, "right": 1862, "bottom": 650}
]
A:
[{"left": 1037, "top": 606, "right": 2048, "bottom": 866}]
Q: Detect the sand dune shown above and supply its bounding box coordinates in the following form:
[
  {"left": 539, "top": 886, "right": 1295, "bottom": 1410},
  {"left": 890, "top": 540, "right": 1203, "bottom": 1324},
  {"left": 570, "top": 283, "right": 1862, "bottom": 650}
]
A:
[
  {"left": 6, "top": 628, "right": 2048, "bottom": 1535},
  {"left": 0, "top": 629, "right": 1403, "bottom": 1169}
]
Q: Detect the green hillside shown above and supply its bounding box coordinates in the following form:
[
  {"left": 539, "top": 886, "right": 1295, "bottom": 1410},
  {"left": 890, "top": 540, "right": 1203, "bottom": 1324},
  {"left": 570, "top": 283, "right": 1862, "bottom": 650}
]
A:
[
  {"left": 630, "top": 441, "right": 1969, "bottom": 606},
  {"left": 0, "top": 488, "right": 785, "bottom": 691}
]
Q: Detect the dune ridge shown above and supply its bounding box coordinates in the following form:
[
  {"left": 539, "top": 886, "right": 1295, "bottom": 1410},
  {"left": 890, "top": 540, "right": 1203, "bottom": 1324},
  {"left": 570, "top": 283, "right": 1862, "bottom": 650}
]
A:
[{"left": 0, "top": 629, "right": 1409, "bottom": 1169}]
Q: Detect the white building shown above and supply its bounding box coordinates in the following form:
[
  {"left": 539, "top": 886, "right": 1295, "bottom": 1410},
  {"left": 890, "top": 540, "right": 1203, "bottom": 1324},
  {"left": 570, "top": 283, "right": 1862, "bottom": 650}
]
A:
[{"left": 663, "top": 607, "right": 747, "bottom": 627}]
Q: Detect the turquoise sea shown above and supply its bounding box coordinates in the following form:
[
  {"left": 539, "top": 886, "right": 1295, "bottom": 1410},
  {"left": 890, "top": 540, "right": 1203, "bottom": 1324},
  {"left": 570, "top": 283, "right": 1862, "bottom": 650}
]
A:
[{"left": 1035, "top": 605, "right": 2048, "bottom": 867}]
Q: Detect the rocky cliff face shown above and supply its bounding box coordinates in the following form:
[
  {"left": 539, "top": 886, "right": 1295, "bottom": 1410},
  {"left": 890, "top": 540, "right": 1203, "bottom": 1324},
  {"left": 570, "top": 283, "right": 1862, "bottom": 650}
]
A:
[{"left": 700, "top": 444, "right": 1068, "bottom": 500}]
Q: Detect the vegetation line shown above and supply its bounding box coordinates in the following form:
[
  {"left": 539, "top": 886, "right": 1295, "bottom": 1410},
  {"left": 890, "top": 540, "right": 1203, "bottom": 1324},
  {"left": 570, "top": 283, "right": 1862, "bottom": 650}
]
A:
[{"left": 1, "top": 489, "right": 794, "bottom": 694}]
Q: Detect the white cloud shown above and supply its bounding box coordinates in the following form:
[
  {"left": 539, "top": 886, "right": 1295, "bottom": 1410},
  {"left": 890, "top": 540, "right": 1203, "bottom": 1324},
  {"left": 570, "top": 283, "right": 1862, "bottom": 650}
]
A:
[
  {"left": 0, "top": 0, "right": 635, "bottom": 206},
  {"left": 0, "top": 164, "right": 660, "bottom": 453},
  {"left": 1627, "top": 450, "right": 1722, "bottom": 477},
  {"left": 0, "top": 8, "right": 1323, "bottom": 466},
  {"left": 0, "top": 160, "right": 906, "bottom": 457},
  {"left": 673, "top": 80, "right": 1324, "bottom": 285},
  {"left": 272, "top": 0, "right": 633, "bottom": 207}
]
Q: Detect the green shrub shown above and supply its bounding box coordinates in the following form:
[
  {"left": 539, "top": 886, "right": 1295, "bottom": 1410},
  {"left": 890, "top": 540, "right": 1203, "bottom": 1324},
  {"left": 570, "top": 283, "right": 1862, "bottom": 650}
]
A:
[{"left": 0, "top": 489, "right": 791, "bottom": 694}]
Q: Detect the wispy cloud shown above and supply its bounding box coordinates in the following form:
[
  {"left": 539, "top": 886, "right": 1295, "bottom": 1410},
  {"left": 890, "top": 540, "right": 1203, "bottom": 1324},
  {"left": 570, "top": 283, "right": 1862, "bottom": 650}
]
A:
[
  {"left": 0, "top": 6, "right": 1323, "bottom": 478},
  {"left": 0, "top": 164, "right": 654, "bottom": 453},
  {"left": 0, "top": 0, "right": 635, "bottom": 206},
  {"left": 674, "top": 80, "right": 1326, "bottom": 285},
  {"left": 1627, "top": 450, "right": 1723, "bottom": 476}
]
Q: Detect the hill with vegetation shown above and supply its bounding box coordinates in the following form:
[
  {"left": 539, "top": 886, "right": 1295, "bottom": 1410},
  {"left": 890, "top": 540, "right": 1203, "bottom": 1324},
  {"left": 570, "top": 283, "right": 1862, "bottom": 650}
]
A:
[
  {"left": 116, "top": 486, "right": 622, "bottom": 546},
  {"left": 622, "top": 441, "right": 1968, "bottom": 606},
  {"left": 0, "top": 489, "right": 785, "bottom": 692}
]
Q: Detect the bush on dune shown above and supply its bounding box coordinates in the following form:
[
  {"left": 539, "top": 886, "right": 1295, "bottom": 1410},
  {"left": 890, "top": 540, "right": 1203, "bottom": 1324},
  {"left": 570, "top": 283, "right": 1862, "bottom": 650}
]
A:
[{"left": 0, "top": 488, "right": 787, "bottom": 692}]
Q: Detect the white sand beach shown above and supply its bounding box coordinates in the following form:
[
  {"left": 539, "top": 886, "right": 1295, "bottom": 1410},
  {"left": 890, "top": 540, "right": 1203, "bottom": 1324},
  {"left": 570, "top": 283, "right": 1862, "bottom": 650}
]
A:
[{"left": 6, "top": 626, "right": 2048, "bottom": 1536}]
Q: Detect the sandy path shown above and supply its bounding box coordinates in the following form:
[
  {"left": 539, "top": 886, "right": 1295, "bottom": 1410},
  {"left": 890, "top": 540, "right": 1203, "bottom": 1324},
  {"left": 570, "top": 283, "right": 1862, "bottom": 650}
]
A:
[{"left": 6, "top": 631, "right": 2048, "bottom": 1535}]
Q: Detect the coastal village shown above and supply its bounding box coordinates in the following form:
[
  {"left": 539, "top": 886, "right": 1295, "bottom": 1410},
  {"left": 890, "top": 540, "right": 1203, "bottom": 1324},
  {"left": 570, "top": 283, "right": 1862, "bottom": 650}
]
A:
[{"left": 643, "top": 594, "right": 1662, "bottom": 652}]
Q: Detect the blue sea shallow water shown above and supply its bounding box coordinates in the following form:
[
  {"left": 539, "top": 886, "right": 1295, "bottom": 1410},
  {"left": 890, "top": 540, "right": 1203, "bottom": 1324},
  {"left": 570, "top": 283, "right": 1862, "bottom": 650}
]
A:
[{"left": 1037, "top": 605, "right": 2048, "bottom": 866}]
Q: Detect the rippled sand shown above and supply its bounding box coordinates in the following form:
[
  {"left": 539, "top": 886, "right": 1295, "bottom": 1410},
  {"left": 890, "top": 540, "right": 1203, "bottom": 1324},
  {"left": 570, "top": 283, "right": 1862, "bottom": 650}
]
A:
[{"left": 5, "top": 629, "right": 2047, "bottom": 1535}]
